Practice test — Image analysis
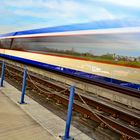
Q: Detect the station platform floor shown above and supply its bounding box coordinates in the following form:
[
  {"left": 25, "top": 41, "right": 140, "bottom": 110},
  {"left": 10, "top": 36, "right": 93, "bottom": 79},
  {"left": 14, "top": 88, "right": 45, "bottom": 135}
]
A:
[
  {"left": 0, "top": 81, "right": 92, "bottom": 140},
  {"left": 0, "top": 87, "right": 56, "bottom": 140}
]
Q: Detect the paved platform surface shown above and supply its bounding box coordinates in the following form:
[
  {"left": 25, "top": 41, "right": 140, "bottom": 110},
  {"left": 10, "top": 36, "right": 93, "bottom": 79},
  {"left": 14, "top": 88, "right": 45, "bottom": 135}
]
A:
[
  {"left": 0, "top": 91, "right": 56, "bottom": 140},
  {"left": 0, "top": 81, "right": 93, "bottom": 140}
]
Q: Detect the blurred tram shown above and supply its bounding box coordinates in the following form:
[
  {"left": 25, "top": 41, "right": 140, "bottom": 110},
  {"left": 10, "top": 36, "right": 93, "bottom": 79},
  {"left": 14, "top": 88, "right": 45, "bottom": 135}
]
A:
[{"left": 0, "top": 20, "right": 140, "bottom": 91}]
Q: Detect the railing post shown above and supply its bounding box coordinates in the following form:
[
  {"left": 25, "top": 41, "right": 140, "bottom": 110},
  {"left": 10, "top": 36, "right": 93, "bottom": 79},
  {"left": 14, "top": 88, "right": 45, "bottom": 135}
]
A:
[
  {"left": 138, "top": 85, "right": 140, "bottom": 91},
  {"left": 20, "top": 66, "right": 27, "bottom": 104},
  {"left": 0, "top": 61, "right": 5, "bottom": 87},
  {"left": 62, "top": 86, "right": 75, "bottom": 140}
]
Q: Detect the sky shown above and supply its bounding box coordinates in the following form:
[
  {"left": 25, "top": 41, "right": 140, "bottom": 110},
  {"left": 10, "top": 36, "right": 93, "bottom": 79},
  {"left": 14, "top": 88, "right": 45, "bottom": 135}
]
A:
[{"left": 0, "top": 0, "right": 140, "bottom": 34}]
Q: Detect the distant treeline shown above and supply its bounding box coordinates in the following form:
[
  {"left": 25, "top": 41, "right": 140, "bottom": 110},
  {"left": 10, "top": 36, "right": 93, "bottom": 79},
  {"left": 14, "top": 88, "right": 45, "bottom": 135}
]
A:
[{"left": 44, "top": 47, "right": 115, "bottom": 60}]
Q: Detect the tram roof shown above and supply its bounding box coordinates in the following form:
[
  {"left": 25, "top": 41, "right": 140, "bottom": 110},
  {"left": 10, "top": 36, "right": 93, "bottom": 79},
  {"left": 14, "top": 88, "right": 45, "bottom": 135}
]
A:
[{"left": 0, "top": 19, "right": 140, "bottom": 39}]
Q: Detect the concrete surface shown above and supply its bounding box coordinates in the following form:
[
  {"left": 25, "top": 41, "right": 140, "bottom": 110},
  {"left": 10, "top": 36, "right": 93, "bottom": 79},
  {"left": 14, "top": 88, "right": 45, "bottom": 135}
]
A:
[
  {"left": 0, "top": 81, "right": 93, "bottom": 140},
  {"left": 0, "top": 91, "right": 56, "bottom": 140}
]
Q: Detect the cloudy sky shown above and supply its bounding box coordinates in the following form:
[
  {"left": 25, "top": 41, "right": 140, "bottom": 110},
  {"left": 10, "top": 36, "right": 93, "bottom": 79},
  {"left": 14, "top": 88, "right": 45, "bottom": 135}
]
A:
[{"left": 0, "top": 0, "right": 140, "bottom": 34}]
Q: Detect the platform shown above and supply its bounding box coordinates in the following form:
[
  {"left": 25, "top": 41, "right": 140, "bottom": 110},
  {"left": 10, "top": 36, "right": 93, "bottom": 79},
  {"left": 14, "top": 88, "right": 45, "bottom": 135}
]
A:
[
  {"left": 0, "top": 90, "right": 56, "bottom": 140},
  {"left": 0, "top": 81, "right": 93, "bottom": 140}
]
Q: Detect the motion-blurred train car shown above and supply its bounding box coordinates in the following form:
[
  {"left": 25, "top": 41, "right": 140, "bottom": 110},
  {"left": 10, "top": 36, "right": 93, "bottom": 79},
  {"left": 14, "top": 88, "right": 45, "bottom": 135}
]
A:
[{"left": 0, "top": 20, "right": 140, "bottom": 91}]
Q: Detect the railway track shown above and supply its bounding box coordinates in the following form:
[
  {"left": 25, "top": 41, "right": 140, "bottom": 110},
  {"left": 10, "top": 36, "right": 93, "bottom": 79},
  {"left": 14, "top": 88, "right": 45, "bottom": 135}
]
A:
[
  {"left": 2, "top": 63, "right": 140, "bottom": 140},
  {"left": 33, "top": 63, "right": 140, "bottom": 99}
]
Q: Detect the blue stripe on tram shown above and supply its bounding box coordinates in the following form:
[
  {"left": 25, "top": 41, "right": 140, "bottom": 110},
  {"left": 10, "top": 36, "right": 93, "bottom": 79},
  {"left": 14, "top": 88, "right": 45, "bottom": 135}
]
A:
[{"left": 0, "top": 53, "right": 140, "bottom": 91}]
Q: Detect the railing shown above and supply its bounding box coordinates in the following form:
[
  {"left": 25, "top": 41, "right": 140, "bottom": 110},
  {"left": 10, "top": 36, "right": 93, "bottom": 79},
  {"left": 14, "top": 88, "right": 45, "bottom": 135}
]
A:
[{"left": 0, "top": 61, "right": 75, "bottom": 140}]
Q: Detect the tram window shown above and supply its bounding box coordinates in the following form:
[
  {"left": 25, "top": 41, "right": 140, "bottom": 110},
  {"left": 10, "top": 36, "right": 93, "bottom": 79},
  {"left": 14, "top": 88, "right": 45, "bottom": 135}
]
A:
[
  {"left": 0, "top": 39, "right": 11, "bottom": 49},
  {"left": 12, "top": 38, "right": 49, "bottom": 52}
]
